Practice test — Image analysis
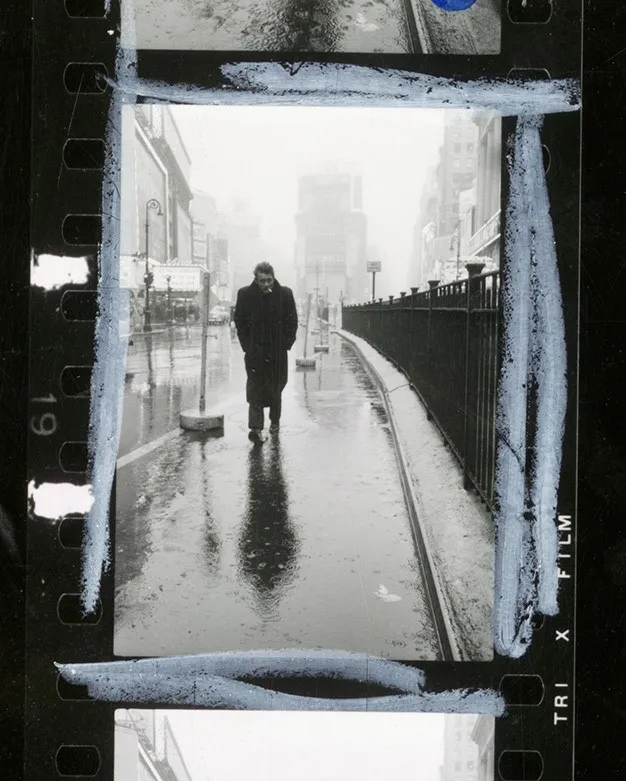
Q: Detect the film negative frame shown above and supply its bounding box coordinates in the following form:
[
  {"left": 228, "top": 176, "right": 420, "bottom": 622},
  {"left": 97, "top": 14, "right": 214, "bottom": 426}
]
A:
[{"left": 27, "top": 0, "right": 581, "bottom": 778}]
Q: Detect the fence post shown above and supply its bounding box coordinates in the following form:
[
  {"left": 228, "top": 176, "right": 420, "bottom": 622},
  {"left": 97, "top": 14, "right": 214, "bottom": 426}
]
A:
[
  {"left": 386, "top": 295, "right": 393, "bottom": 354},
  {"left": 426, "top": 280, "right": 440, "bottom": 420},
  {"left": 462, "top": 262, "right": 486, "bottom": 491},
  {"left": 378, "top": 298, "right": 383, "bottom": 346},
  {"left": 399, "top": 292, "right": 407, "bottom": 367},
  {"left": 409, "top": 287, "right": 419, "bottom": 384}
]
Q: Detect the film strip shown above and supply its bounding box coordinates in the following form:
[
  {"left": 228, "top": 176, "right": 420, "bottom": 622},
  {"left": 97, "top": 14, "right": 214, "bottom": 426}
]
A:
[{"left": 27, "top": 0, "right": 580, "bottom": 778}]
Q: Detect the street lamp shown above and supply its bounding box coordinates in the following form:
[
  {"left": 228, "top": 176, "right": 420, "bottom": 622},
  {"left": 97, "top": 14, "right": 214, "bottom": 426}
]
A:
[
  {"left": 166, "top": 275, "right": 172, "bottom": 323},
  {"left": 143, "top": 197, "right": 163, "bottom": 332}
]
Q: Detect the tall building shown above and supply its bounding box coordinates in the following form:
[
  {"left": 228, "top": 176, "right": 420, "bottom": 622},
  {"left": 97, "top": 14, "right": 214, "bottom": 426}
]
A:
[
  {"left": 458, "top": 186, "right": 477, "bottom": 255},
  {"left": 412, "top": 111, "right": 501, "bottom": 288},
  {"left": 211, "top": 236, "right": 231, "bottom": 304},
  {"left": 191, "top": 191, "right": 231, "bottom": 306},
  {"left": 218, "top": 199, "right": 264, "bottom": 296},
  {"left": 439, "top": 714, "right": 480, "bottom": 781},
  {"left": 294, "top": 169, "right": 367, "bottom": 306},
  {"left": 437, "top": 112, "right": 479, "bottom": 238},
  {"left": 412, "top": 111, "right": 479, "bottom": 290},
  {"left": 120, "top": 105, "right": 196, "bottom": 328},
  {"left": 468, "top": 113, "right": 502, "bottom": 269},
  {"left": 191, "top": 191, "right": 218, "bottom": 267},
  {"left": 133, "top": 105, "right": 194, "bottom": 264},
  {"left": 411, "top": 161, "right": 439, "bottom": 290}
]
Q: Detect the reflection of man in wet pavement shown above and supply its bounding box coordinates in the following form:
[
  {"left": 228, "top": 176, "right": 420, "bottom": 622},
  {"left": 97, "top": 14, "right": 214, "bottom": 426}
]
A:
[
  {"left": 238, "top": 440, "right": 298, "bottom": 618},
  {"left": 234, "top": 262, "right": 298, "bottom": 443}
]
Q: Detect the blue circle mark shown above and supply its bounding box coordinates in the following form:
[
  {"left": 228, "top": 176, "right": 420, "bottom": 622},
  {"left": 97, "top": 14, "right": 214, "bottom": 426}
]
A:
[{"left": 431, "top": 0, "right": 477, "bottom": 9}]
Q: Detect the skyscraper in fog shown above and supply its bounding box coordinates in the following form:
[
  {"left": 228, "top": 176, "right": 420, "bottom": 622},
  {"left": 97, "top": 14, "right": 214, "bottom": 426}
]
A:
[
  {"left": 412, "top": 112, "right": 481, "bottom": 287},
  {"left": 218, "top": 199, "right": 265, "bottom": 296},
  {"left": 437, "top": 113, "right": 479, "bottom": 238},
  {"left": 294, "top": 168, "right": 367, "bottom": 304}
]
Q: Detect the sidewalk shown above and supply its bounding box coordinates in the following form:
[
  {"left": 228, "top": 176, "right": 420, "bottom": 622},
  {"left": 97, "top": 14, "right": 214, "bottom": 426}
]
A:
[
  {"left": 337, "top": 329, "right": 494, "bottom": 661},
  {"left": 114, "top": 329, "right": 443, "bottom": 659}
]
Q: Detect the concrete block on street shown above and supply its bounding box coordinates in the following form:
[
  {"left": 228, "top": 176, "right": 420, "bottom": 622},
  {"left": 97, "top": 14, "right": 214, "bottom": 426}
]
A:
[
  {"left": 295, "top": 357, "right": 316, "bottom": 369},
  {"left": 313, "top": 344, "right": 329, "bottom": 353},
  {"left": 179, "top": 408, "right": 225, "bottom": 433}
]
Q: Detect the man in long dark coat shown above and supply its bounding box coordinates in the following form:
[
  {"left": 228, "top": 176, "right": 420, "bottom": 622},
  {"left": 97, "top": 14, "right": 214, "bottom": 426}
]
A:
[{"left": 234, "top": 262, "right": 298, "bottom": 442}]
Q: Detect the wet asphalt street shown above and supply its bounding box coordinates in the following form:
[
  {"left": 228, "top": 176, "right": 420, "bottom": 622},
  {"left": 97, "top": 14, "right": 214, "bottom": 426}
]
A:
[
  {"left": 114, "top": 324, "right": 440, "bottom": 659},
  {"left": 129, "top": 0, "right": 501, "bottom": 54},
  {"left": 131, "top": 0, "right": 412, "bottom": 52}
]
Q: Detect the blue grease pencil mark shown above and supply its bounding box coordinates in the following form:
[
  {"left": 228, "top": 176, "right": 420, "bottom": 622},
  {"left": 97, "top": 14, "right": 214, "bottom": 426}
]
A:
[
  {"left": 432, "top": 0, "right": 478, "bottom": 10},
  {"left": 84, "top": 41, "right": 577, "bottom": 659},
  {"left": 56, "top": 652, "right": 505, "bottom": 713},
  {"left": 493, "top": 116, "right": 567, "bottom": 656},
  {"left": 493, "top": 119, "right": 534, "bottom": 656},
  {"left": 82, "top": 6, "right": 137, "bottom": 613},
  {"left": 524, "top": 117, "right": 567, "bottom": 616},
  {"left": 106, "top": 63, "right": 579, "bottom": 116}
]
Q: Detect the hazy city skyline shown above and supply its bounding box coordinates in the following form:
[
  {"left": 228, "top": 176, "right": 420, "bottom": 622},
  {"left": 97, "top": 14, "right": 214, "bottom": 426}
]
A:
[{"left": 173, "top": 105, "right": 446, "bottom": 298}]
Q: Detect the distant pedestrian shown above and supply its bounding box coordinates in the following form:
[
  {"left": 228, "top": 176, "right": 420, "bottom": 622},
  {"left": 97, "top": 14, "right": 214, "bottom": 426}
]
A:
[{"left": 234, "top": 262, "right": 298, "bottom": 442}]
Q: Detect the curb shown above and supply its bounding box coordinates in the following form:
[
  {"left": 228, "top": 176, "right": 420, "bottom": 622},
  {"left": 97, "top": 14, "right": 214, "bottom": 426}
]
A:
[
  {"left": 130, "top": 328, "right": 173, "bottom": 338},
  {"left": 337, "top": 330, "right": 463, "bottom": 662},
  {"left": 405, "top": 0, "right": 433, "bottom": 53}
]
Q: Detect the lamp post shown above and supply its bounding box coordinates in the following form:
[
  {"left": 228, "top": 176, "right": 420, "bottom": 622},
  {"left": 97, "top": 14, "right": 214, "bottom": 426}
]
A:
[
  {"left": 143, "top": 198, "right": 163, "bottom": 333},
  {"left": 166, "top": 275, "right": 172, "bottom": 324},
  {"left": 315, "top": 261, "right": 320, "bottom": 318}
]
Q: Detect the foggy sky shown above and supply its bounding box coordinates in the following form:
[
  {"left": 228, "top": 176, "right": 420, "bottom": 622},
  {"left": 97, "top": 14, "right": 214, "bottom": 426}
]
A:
[
  {"left": 172, "top": 106, "right": 445, "bottom": 296},
  {"left": 150, "top": 710, "right": 446, "bottom": 781}
]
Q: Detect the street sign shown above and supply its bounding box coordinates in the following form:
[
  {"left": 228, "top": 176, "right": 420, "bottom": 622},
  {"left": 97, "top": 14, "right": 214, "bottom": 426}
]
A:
[{"left": 367, "top": 260, "right": 382, "bottom": 273}]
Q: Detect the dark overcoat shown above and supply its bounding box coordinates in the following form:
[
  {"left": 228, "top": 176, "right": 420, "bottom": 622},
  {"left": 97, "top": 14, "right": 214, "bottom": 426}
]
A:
[{"left": 234, "top": 279, "right": 298, "bottom": 408}]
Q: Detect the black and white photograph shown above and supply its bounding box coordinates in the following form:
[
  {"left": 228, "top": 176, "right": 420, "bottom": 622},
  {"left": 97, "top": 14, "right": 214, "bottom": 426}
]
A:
[
  {"left": 115, "top": 709, "right": 495, "bottom": 781},
  {"left": 122, "top": 0, "right": 501, "bottom": 54},
  {"left": 115, "top": 104, "right": 501, "bottom": 660}
]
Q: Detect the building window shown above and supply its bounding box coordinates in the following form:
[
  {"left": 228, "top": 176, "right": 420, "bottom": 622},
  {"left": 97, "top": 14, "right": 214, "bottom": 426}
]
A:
[
  {"left": 454, "top": 762, "right": 461, "bottom": 771},
  {"left": 466, "top": 159, "right": 473, "bottom": 169},
  {"left": 453, "top": 159, "right": 461, "bottom": 169},
  {"left": 454, "top": 143, "right": 461, "bottom": 152},
  {"left": 467, "top": 142, "right": 474, "bottom": 152},
  {"left": 467, "top": 761, "right": 475, "bottom": 770}
]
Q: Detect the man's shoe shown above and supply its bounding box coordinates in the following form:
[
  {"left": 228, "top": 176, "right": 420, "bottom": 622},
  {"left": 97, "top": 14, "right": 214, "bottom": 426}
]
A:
[
  {"left": 248, "top": 429, "right": 267, "bottom": 443},
  {"left": 269, "top": 423, "right": 280, "bottom": 434}
]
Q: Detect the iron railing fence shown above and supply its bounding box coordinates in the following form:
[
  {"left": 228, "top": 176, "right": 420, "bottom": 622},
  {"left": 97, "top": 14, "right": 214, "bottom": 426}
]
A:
[{"left": 342, "top": 264, "right": 500, "bottom": 508}]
